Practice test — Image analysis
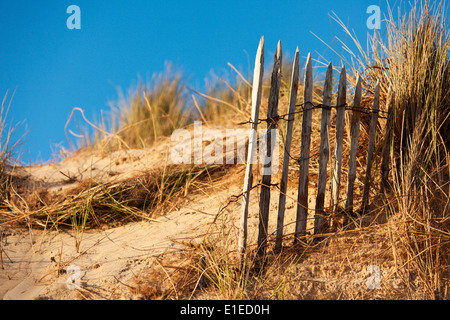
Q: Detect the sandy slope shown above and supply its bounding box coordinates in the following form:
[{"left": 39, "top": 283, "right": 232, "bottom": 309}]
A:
[
  {"left": 0, "top": 132, "right": 428, "bottom": 300},
  {"left": 1, "top": 208, "right": 216, "bottom": 300},
  {"left": 0, "top": 136, "right": 293, "bottom": 299},
  {"left": 0, "top": 134, "right": 233, "bottom": 299}
]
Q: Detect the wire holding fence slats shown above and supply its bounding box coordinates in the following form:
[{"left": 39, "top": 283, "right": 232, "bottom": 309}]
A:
[{"left": 237, "top": 103, "right": 388, "bottom": 127}]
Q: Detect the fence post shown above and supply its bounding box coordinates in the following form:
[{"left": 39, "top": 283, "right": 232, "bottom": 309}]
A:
[
  {"left": 258, "top": 41, "right": 282, "bottom": 257},
  {"left": 314, "top": 62, "right": 333, "bottom": 235},
  {"left": 344, "top": 75, "right": 362, "bottom": 219},
  {"left": 275, "top": 47, "right": 300, "bottom": 251},
  {"left": 295, "top": 53, "right": 313, "bottom": 243},
  {"left": 238, "top": 36, "right": 264, "bottom": 265},
  {"left": 362, "top": 82, "right": 380, "bottom": 212},
  {"left": 331, "top": 66, "right": 347, "bottom": 226},
  {"left": 380, "top": 86, "right": 394, "bottom": 193}
]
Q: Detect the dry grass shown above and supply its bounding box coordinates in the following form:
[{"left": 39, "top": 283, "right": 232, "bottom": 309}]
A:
[
  {"left": 129, "top": 207, "right": 430, "bottom": 300},
  {"left": 338, "top": 0, "right": 450, "bottom": 299},
  {"left": 66, "top": 64, "right": 194, "bottom": 153},
  {"left": 0, "top": 90, "right": 24, "bottom": 203},
  {"left": 1, "top": 0, "right": 449, "bottom": 301},
  {"left": 1, "top": 162, "right": 227, "bottom": 232}
]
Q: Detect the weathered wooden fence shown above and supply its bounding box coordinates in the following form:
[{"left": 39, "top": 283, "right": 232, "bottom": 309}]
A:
[{"left": 238, "top": 37, "right": 392, "bottom": 261}]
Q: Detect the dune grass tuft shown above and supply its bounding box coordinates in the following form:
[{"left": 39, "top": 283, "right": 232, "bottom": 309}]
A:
[
  {"left": 0, "top": 90, "right": 24, "bottom": 202},
  {"left": 86, "top": 64, "right": 193, "bottom": 152},
  {"left": 322, "top": 0, "right": 450, "bottom": 299}
]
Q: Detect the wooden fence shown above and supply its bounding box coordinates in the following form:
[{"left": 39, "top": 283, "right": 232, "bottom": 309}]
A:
[{"left": 238, "top": 37, "right": 393, "bottom": 261}]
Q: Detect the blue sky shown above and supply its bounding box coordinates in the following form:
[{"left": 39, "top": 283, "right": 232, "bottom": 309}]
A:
[{"left": 0, "top": 0, "right": 386, "bottom": 164}]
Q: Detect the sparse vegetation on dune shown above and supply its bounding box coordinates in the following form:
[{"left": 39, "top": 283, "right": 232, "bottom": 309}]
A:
[
  {"left": 0, "top": 0, "right": 449, "bottom": 300},
  {"left": 82, "top": 64, "right": 193, "bottom": 152}
]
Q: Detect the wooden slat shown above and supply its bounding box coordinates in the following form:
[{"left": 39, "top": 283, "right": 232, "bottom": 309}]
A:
[
  {"left": 362, "top": 82, "right": 380, "bottom": 212},
  {"left": 313, "top": 62, "right": 333, "bottom": 235},
  {"left": 275, "top": 47, "right": 300, "bottom": 251},
  {"left": 380, "top": 86, "right": 394, "bottom": 193},
  {"left": 344, "top": 75, "right": 362, "bottom": 217},
  {"left": 331, "top": 66, "right": 347, "bottom": 220},
  {"left": 257, "top": 41, "right": 282, "bottom": 257},
  {"left": 294, "top": 53, "right": 313, "bottom": 243},
  {"left": 238, "top": 36, "right": 264, "bottom": 264}
]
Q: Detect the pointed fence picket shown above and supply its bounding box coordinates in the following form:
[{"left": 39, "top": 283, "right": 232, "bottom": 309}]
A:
[
  {"left": 380, "top": 87, "right": 394, "bottom": 194},
  {"left": 344, "top": 75, "right": 363, "bottom": 217},
  {"left": 257, "top": 41, "right": 282, "bottom": 257},
  {"left": 362, "top": 82, "right": 381, "bottom": 212},
  {"left": 275, "top": 47, "right": 300, "bottom": 252},
  {"left": 238, "top": 36, "right": 264, "bottom": 265},
  {"left": 313, "top": 63, "right": 333, "bottom": 235},
  {"left": 331, "top": 66, "right": 347, "bottom": 219},
  {"left": 295, "top": 53, "right": 313, "bottom": 242}
]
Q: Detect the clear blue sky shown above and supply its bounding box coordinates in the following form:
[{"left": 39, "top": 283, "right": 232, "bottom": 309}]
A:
[{"left": 1, "top": 0, "right": 387, "bottom": 164}]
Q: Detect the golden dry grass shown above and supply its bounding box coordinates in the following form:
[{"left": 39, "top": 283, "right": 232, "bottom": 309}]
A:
[{"left": 1, "top": 0, "right": 449, "bottom": 301}]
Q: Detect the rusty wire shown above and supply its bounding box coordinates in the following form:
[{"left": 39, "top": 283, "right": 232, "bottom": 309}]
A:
[{"left": 238, "top": 101, "right": 388, "bottom": 126}]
